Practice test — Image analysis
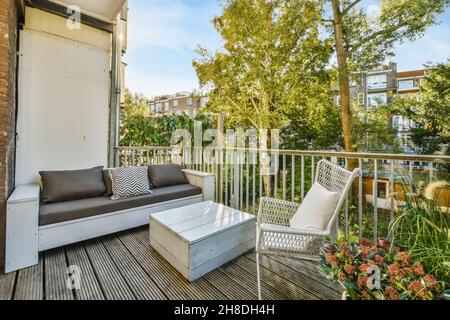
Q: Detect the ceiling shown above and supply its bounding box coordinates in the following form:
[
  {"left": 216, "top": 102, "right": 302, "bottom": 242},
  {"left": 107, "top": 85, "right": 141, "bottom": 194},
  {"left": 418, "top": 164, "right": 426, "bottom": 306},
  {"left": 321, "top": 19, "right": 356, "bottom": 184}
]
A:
[{"left": 49, "top": 0, "right": 126, "bottom": 22}]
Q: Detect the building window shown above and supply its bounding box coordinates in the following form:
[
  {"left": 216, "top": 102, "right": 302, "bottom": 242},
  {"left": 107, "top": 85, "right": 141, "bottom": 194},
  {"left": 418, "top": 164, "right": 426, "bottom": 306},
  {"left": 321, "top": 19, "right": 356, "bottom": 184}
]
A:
[
  {"left": 335, "top": 95, "right": 341, "bottom": 106},
  {"left": 200, "top": 97, "right": 209, "bottom": 107},
  {"left": 164, "top": 102, "right": 169, "bottom": 112},
  {"left": 150, "top": 103, "right": 155, "bottom": 113},
  {"left": 398, "top": 79, "right": 414, "bottom": 90},
  {"left": 367, "top": 93, "right": 387, "bottom": 109},
  {"left": 377, "top": 181, "right": 387, "bottom": 199},
  {"left": 392, "top": 116, "right": 399, "bottom": 128},
  {"left": 155, "top": 103, "right": 162, "bottom": 112},
  {"left": 367, "top": 74, "right": 387, "bottom": 89},
  {"left": 173, "top": 99, "right": 178, "bottom": 107},
  {"left": 358, "top": 93, "right": 365, "bottom": 106},
  {"left": 187, "top": 98, "right": 193, "bottom": 106}
]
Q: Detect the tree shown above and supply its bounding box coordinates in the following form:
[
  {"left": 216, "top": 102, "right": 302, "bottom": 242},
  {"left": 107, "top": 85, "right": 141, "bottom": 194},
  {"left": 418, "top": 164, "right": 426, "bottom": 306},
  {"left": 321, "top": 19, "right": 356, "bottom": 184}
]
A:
[
  {"left": 389, "top": 61, "right": 450, "bottom": 154},
  {"left": 194, "top": 0, "right": 334, "bottom": 146},
  {"left": 120, "top": 90, "right": 215, "bottom": 147},
  {"left": 324, "top": 0, "right": 449, "bottom": 152}
]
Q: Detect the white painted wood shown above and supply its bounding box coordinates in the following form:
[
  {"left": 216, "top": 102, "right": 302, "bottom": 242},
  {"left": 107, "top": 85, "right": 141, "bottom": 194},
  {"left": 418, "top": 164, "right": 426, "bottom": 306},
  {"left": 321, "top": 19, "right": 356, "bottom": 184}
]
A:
[
  {"left": 5, "top": 184, "right": 40, "bottom": 273},
  {"left": 149, "top": 201, "right": 256, "bottom": 282},
  {"left": 183, "top": 170, "right": 215, "bottom": 201},
  {"left": 50, "top": 0, "right": 126, "bottom": 23},
  {"left": 189, "top": 238, "right": 255, "bottom": 282},
  {"left": 16, "top": 19, "right": 110, "bottom": 185},
  {"left": 39, "top": 195, "right": 203, "bottom": 252}
]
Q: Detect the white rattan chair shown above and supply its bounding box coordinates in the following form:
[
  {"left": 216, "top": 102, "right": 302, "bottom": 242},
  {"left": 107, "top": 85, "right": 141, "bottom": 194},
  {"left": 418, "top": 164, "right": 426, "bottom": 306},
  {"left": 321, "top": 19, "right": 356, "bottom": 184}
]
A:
[{"left": 255, "top": 159, "right": 361, "bottom": 299}]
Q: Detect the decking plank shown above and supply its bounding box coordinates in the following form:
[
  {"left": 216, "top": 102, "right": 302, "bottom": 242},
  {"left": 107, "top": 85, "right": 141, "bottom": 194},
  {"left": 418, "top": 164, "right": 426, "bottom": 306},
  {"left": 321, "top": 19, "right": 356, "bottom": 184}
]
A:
[
  {"left": 84, "top": 240, "right": 135, "bottom": 300},
  {"left": 245, "top": 252, "right": 341, "bottom": 300},
  {"left": 44, "top": 248, "right": 74, "bottom": 300},
  {"left": 102, "top": 235, "right": 166, "bottom": 300},
  {"left": 133, "top": 227, "right": 227, "bottom": 300},
  {"left": 4, "top": 226, "right": 340, "bottom": 301},
  {"left": 234, "top": 255, "right": 319, "bottom": 300},
  {"left": 218, "top": 262, "right": 286, "bottom": 300},
  {"left": 271, "top": 255, "right": 343, "bottom": 293},
  {"left": 65, "top": 244, "right": 105, "bottom": 300},
  {"left": 204, "top": 268, "right": 257, "bottom": 300},
  {"left": 14, "top": 256, "right": 43, "bottom": 300},
  {"left": 117, "top": 230, "right": 199, "bottom": 300},
  {"left": 0, "top": 270, "right": 16, "bottom": 300}
]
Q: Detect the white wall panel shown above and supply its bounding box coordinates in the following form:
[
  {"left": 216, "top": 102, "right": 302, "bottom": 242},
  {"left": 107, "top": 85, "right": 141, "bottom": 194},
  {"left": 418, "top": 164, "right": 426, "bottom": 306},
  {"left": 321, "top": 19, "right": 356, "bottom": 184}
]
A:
[{"left": 16, "top": 10, "right": 111, "bottom": 185}]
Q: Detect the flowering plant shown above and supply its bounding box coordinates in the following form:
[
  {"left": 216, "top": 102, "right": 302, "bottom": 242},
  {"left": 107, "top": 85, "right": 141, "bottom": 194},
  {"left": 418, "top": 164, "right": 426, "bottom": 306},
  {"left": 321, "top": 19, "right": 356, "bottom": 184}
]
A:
[{"left": 319, "top": 238, "right": 443, "bottom": 300}]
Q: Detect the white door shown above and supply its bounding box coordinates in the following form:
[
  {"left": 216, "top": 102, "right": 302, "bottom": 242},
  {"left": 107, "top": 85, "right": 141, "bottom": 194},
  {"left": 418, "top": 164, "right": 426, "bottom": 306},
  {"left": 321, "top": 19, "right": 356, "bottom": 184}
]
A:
[{"left": 16, "top": 29, "right": 111, "bottom": 185}]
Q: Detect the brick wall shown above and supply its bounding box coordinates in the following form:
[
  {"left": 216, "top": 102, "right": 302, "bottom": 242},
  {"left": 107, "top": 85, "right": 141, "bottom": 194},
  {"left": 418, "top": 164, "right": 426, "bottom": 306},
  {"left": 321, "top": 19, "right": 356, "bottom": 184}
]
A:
[{"left": 0, "top": 0, "right": 19, "bottom": 269}]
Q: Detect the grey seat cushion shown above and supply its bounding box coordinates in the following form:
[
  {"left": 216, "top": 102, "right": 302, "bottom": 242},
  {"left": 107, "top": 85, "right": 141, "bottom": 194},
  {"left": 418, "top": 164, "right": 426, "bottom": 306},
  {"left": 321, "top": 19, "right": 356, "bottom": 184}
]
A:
[
  {"left": 148, "top": 164, "right": 188, "bottom": 188},
  {"left": 40, "top": 166, "right": 106, "bottom": 203},
  {"left": 39, "top": 184, "right": 202, "bottom": 226}
]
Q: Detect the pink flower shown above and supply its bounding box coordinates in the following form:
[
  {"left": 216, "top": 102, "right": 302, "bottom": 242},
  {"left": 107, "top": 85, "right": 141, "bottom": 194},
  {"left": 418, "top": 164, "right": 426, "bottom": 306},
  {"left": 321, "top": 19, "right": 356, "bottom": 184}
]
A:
[
  {"left": 325, "top": 252, "right": 337, "bottom": 265},
  {"left": 408, "top": 280, "right": 424, "bottom": 294},
  {"left": 357, "top": 275, "right": 367, "bottom": 288},
  {"left": 412, "top": 262, "right": 425, "bottom": 276},
  {"left": 395, "top": 252, "right": 411, "bottom": 266},
  {"left": 384, "top": 286, "right": 400, "bottom": 300},
  {"left": 344, "top": 264, "right": 356, "bottom": 274},
  {"left": 359, "top": 263, "right": 369, "bottom": 273},
  {"left": 423, "top": 274, "right": 441, "bottom": 293},
  {"left": 378, "top": 239, "right": 390, "bottom": 249},
  {"left": 360, "top": 238, "right": 373, "bottom": 246},
  {"left": 388, "top": 263, "right": 400, "bottom": 276},
  {"left": 374, "top": 254, "right": 385, "bottom": 266}
]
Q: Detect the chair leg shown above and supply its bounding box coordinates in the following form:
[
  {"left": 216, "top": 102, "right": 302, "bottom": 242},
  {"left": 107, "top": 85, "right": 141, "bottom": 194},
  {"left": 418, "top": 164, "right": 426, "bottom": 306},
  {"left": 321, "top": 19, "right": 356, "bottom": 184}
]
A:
[{"left": 256, "top": 252, "right": 262, "bottom": 300}]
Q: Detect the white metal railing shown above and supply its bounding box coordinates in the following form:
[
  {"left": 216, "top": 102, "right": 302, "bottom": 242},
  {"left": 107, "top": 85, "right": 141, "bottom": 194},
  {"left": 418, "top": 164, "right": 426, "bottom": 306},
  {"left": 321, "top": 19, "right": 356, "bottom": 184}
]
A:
[{"left": 115, "top": 146, "right": 450, "bottom": 242}]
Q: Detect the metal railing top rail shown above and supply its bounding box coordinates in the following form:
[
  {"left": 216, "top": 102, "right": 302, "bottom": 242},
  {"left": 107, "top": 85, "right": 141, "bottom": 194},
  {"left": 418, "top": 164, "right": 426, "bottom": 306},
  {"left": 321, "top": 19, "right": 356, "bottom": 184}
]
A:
[{"left": 115, "top": 146, "right": 450, "bottom": 163}]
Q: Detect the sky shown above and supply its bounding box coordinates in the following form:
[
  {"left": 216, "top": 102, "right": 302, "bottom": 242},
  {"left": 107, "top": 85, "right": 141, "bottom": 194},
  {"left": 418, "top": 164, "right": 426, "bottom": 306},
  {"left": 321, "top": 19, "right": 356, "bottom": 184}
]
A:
[{"left": 124, "top": 0, "right": 450, "bottom": 98}]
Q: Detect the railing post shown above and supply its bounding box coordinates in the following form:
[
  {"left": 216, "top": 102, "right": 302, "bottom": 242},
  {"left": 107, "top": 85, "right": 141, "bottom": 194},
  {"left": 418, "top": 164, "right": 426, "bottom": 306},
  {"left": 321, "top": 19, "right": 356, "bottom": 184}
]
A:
[
  {"left": 373, "top": 159, "right": 378, "bottom": 242},
  {"left": 358, "top": 158, "right": 363, "bottom": 240}
]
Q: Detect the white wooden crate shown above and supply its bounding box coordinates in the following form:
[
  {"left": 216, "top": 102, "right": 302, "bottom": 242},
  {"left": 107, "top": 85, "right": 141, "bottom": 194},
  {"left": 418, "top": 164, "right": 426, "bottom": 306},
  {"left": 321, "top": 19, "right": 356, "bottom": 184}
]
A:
[{"left": 150, "top": 201, "right": 256, "bottom": 282}]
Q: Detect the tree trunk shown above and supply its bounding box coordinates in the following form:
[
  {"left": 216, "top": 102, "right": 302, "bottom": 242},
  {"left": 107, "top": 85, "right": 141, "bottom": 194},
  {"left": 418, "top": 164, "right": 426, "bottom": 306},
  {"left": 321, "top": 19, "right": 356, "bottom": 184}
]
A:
[{"left": 331, "top": 0, "right": 357, "bottom": 153}]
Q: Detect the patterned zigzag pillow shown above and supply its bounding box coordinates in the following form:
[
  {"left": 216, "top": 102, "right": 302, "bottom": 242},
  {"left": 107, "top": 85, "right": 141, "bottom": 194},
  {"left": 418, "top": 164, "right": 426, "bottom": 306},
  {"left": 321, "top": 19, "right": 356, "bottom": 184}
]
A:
[{"left": 109, "top": 166, "right": 152, "bottom": 200}]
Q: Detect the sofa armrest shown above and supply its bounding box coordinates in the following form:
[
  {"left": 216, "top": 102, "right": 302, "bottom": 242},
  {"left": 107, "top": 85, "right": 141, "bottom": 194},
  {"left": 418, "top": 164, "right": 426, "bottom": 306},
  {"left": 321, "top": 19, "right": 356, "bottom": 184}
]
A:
[
  {"left": 5, "top": 184, "right": 40, "bottom": 273},
  {"left": 182, "top": 169, "right": 215, "bottom": 201}
]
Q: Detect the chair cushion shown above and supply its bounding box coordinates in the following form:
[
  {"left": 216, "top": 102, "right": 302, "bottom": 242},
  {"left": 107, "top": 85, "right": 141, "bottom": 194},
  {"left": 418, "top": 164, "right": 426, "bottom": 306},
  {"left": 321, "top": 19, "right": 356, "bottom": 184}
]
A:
[
  {"left": 109, "top": 166, "right": 152, "bottom": 200},
  {"left": 39, "top": 184, "right": 202, "bottom": 226},
  {"left": 39, "top": 166, "right": 106, "bottom": 204},
  {"left": 289, "top": 182, "right": 339, "bottom": 230},
  {"left": 148, "top": 164, "right": 188, "bottom": 188}
]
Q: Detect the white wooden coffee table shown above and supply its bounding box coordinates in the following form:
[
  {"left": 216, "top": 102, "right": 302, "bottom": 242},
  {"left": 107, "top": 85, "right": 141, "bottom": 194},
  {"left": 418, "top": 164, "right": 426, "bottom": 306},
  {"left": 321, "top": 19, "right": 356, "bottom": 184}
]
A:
[{"left": 149, "top": 201, "right": 256, "bottom": 282}]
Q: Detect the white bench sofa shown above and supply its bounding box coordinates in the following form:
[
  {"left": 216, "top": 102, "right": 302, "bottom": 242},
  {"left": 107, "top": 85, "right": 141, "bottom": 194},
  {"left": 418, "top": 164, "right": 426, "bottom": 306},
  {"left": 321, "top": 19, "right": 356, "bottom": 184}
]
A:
[{"left": 5, "top": 168, "right": 214, "bottom": 273}]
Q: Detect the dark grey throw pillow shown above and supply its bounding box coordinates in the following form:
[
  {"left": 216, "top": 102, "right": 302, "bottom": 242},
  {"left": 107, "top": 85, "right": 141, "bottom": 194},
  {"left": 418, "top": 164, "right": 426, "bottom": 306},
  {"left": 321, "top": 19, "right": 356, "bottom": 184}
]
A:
[
  {"left": 40, "top": 166, "right": 106, "bottom": 203},
  {"left": 148, "top": 164, "right": 188, "bottom": 188}
]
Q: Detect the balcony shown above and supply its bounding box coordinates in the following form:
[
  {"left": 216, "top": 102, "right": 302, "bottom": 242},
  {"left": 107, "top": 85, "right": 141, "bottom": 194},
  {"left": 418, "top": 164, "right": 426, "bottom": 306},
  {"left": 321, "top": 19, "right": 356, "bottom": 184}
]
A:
[
  {"left": 1, "top": 146, "right": 448, "bottom": 300},
  {"left": 0, "top": 226, "right": 342, "bottom": 300}
]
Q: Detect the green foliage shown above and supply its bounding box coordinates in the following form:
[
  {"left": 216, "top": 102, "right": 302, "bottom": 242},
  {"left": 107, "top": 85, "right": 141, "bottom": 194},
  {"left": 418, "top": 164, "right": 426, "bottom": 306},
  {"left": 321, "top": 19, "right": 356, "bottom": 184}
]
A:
[
  {"left": 335, "top": 0, "right": 450, "bottom": 74},
  {"left": 194, "top": 0, "right": 334, "bottom": 139},
  {"left": 389, "top": 180, "right": 450, "bottom": 287},
  {"left": 389, "top": 61, "right": 450, "bottom": 154},
  {"left": 326, "top": 0, "right": 449, "bottom": 151},
  {"left": 120, "top": 90, "right": 214, "bottom": 147},
  {"left": 352, "top": 103, "right": 403, "bottom": 153}
]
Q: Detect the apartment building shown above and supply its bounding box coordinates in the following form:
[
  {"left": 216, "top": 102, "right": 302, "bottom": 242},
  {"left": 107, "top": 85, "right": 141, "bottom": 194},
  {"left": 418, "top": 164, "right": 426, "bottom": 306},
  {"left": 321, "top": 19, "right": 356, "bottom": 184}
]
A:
[
  {"left": 149, "top": 92, "right": 209, "bottom": 117},
  {"left": 334, "top": 62, "right": 428, "bottom": 152}
]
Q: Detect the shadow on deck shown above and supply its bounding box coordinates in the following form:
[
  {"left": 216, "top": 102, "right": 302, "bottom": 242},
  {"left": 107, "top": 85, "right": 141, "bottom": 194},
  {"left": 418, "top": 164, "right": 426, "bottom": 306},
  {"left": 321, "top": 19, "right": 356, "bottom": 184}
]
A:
[{"left": 0, "top": 226, "right": 343, "bottom": 300}]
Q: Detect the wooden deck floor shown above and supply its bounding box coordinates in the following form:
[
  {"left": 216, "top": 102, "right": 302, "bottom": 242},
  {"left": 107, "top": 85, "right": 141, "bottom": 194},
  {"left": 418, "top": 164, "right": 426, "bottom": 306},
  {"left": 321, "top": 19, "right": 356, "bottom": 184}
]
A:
[{"left": 0, "top": 226, "right": 343, "bottom": 300}]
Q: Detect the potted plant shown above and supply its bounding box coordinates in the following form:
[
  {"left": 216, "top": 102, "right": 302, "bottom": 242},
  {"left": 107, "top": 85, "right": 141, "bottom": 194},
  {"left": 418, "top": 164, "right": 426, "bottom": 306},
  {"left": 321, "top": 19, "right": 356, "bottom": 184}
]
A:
[{"left": 319, "top": 238, "right": 444, "bottom": 300}]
